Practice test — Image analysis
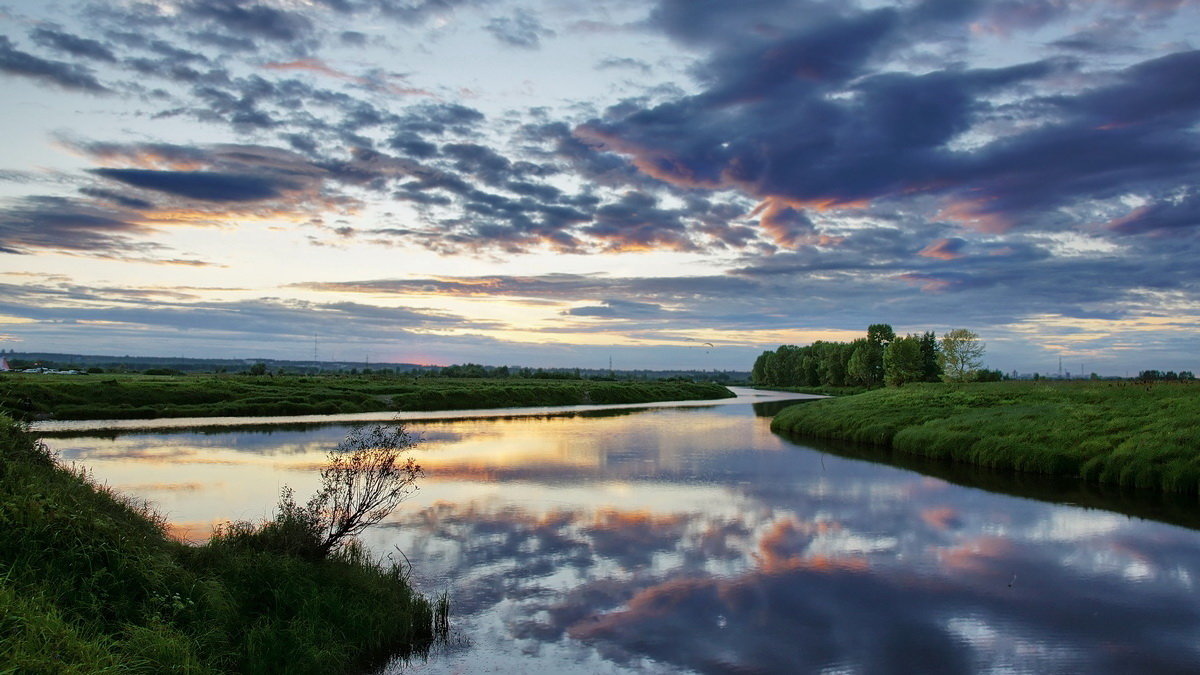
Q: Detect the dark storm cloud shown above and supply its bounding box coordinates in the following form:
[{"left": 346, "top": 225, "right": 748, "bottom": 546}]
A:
[
  {"left": 30, "top": 26, "right": 117, "bottom": 62},
  {"left": 0, "top": 35, "right": 108, "bottom": 92},
  {"left": 485, "top": 9, "right": 554, "bottom": 49},
  {"left": 89, "top": 169, "right": 293, "bottom": 202}
]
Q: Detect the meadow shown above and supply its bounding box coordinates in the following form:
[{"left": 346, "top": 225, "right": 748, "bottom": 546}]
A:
[
  {"left": 0, "top": 373, "right": 734, "bottom": 420},
  {"left": 0, "top": 416, "right": 446, "bottom": 673},
  {"left": 771, "top": 381, "right": 1200, "bottom": 494}
]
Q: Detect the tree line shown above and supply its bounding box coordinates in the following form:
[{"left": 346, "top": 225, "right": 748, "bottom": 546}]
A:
[{"left": 752, "top": 325, "right": 990, "bottom": 388}]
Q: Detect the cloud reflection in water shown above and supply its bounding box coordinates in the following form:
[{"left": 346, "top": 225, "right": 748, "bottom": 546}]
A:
[{"left": 44, "top": 404, "right": 1200, "bottom": 674}]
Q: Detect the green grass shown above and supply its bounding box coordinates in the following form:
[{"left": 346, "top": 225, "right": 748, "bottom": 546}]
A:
[
  {"left": 753, "top": 385, "right": 871, "bottom": 397},
  {"left": 771, "top": 381, "right": 1200, "bottom": 494},
  {"left": 0, "top": 373, "right": 734, "bottom": 421},
  {"left": 0, "top": 416, "right": 444, "bottom": 673}
]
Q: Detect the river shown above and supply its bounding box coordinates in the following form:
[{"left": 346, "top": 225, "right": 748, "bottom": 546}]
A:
[{"left": 40, "top": 388, "right": 1200, "bottom": 674}]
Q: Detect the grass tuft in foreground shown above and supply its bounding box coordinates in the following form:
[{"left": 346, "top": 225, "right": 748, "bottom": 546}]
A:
[
  {"left": 0, "top": 416, "right": 445, "bottom": 673},
  {"left": 771, "top": 381, "right": 1200, "bottom": 494}
]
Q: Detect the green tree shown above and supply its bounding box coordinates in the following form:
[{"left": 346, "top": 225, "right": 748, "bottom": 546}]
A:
[
  {"left": 867, "top": 323, "right": 896, "bottom": 346},
  {"left": 939, "top": 329, "right": 985, "bottom": 382},
  {"left": 248, "top": 362, "right": 267, "bottom": 376},
  {"left": 884, "top": 335, "right": 924, "bottom": 387},
  {"left": 845, "top": 340, "right": 872, "bottom": 386},
  {"left": 865, "top": 324, "right": 894, "bottom": 385},
  {"left": 751, "top": 351, "right": 771, "bottom": 385},
  {"left": 918, "top": 331, "right": 942, "bottom": 382}
]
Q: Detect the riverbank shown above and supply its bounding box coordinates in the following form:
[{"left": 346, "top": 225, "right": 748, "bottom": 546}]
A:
[
  {"left": 0, "top": 416, "right": 443, "bottom": 673},
  {"left": 0, "top": 373, "right": 734, "bottom": 420},
  {"left": 771, "top": 381, "right": 1200, "bottom": 494},
  {"left": 753, "top": 384, "right": 869, "bottom": 397}
]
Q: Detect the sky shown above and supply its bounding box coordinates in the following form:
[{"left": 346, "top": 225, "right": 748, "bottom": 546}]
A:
[{"left": 1, "top": 0, "right": 1198, "bottom": 374}]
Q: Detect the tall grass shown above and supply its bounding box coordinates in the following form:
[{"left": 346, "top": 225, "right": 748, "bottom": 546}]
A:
[
  {"left": 0, "top": 416, "right": 446, "bottom": 673},
  {"left": 0, "top": 373, "right": 733, "bottom": 420},
  {"left": 771, "top": 381, "right": 1200, "bottom": 495}
]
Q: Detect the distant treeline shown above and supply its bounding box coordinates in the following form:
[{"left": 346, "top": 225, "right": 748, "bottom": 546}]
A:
[
  {"left": 1138, "top": 370, "right": 1196, "bottom": 382},
  {"left": 752, "top": 324, "right": 1003, "bottom": 389},
  {"left": 2, "top": 352, "right": 748, "bottom": 383}
]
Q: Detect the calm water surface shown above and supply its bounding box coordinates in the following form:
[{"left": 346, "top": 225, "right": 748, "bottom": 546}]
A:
[{"left": 42, "top": 389, "right": 1200, "bottom": 674}]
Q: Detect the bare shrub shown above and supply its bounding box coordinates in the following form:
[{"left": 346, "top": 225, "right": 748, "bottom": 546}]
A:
[
  {"left": 308, "top": 424, "right": 422, "bottom": 557},
  {"left": 212, "top": 423, "right": 422, "bottom": 559}
]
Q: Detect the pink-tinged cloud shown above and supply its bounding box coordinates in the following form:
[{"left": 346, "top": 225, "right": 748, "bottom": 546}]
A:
[
  {"left": 920, "top": 506, "right": 962, "bottom": 531},
  {"left": 918, "top": 238, "right": 967, "bottom": 260},
  {"left": 749, "top": 199, "right": 848, "bottom": 248},
  {"left": 263, "top": 58, "right": 436, "bottom": 97},
  {"left": 938, "top": 196, "right": 1013, "bottom": 233},
  {"left": 897, "top": 273, "right": 954, "bottom": 293},
  {"left": 264, "top": 58, "right": 354, "bottom": 79},
  {"left": 573, "top": 124, "right": 723, "bottom": 189}
]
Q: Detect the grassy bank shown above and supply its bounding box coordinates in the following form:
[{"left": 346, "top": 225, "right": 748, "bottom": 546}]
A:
[
  {"left": 771, "top": 381, "right": 1200, "bottom": 494},
  {"left": 0, "top": 373, "right": 734, "bottom": 420},
  {"left": 0, "top": 417, "right": 443, "bottom": 673},
  {"left": 754, "top": 385, "right": 870, "bottom": 397}
]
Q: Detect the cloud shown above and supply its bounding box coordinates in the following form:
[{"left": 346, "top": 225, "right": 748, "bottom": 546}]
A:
[
  {"left": 581, "top": 3, "right": 1200, "bottom": 253},
  {"left": 485, "top": 9, "right": 555, "bottom": 49},
  {"left": 918, "top": 237, "right": 968, "bottom": 260},
  {"left": 89, "top": 169, "right": 294, "bottom": 202},
  {"left": 180, "top": 0, "right": 315, "bottom": 44},
  {"left": 30, "top": 26, "right": 117, "bottom": 62},
  {"left": 0, "top": 196, "right": 155, "bottom": 256},
  {"left": 0, "top": 282, "right": 497, "bottom": 343},
  {"left": 0, "top": 35, "right": 108, "bottom": 91},
  {"left": 77, "top": 187, "right": 155, "bottom": 210},
  {"left": 564, "top": 299, "right": 668, "bottom": 319},
  {"left": 596, "top": 56, "right": 651, "bottom": 73},
  {"left": 1109, "top": 193, "right": 1200, "bottom": 236}
]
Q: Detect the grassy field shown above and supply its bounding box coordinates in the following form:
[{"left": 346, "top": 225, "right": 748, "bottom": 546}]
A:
[
  {"left": 0, "top": 416, "right": 445, "bottom": 673},
  {"left": 771, "top": 381, "right": 1200, "bottom": 494},
  {"left": 0, "top": 373, "right": 734, "bottom": 420}
]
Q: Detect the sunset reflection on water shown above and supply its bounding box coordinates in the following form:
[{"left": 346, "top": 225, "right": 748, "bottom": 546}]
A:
[{"left": 44, "top": 395, "right": 1200, "bottom": 674}]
